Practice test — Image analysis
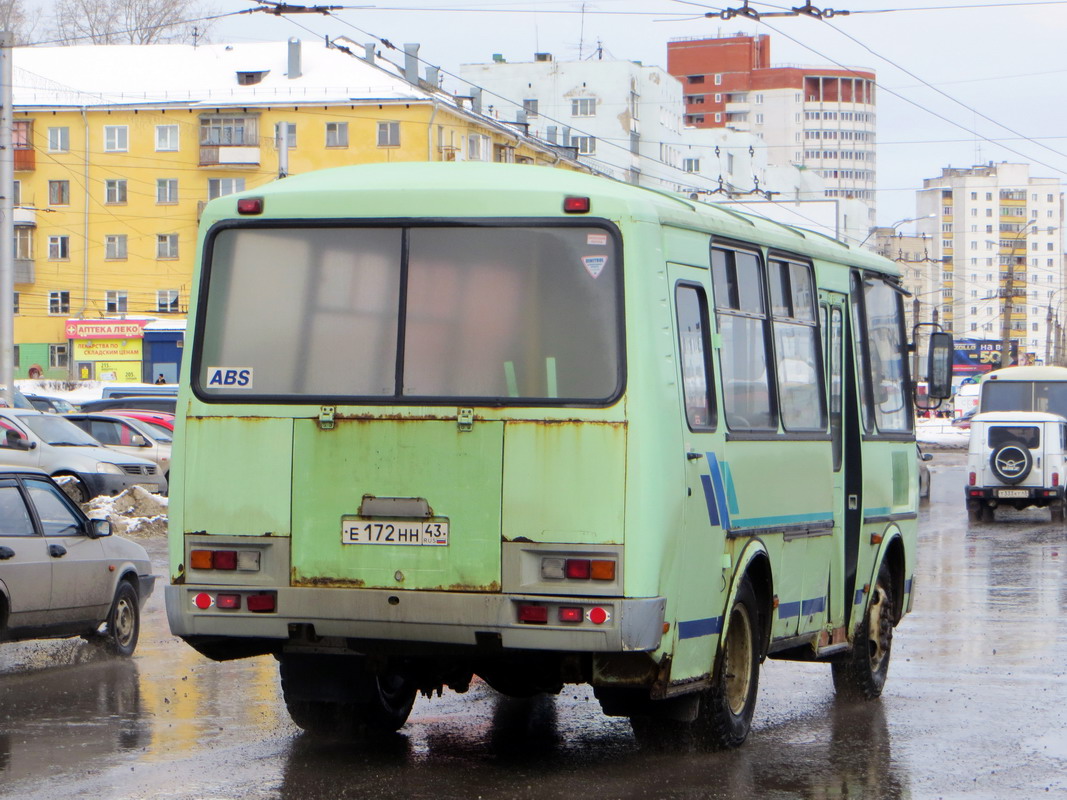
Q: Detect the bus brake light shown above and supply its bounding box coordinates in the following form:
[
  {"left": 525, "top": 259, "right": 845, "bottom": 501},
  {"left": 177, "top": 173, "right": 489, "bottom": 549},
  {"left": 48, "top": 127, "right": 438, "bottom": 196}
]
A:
[
  {"left": 216, "top": 593, "right": 241, "bottom": 609},
  {"left": 237, "top": 197, "right": 263, "bottom": 215},
  {"left": 558, "top": 607, "right": 583, "bottom": 623},
  {"left": 518, "top": 604, "right": 548, "bottom": 624},
  {"left": 563, "top": 196, "right": 590, "bottom": 213},
  {"left": 246, "top": 593, "right": 277, "bottom": 613}
]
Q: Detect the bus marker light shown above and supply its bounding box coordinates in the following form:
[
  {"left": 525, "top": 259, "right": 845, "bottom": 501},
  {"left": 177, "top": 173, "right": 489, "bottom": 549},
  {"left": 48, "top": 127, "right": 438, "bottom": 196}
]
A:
[
  {"left": 588, "top": 607, "right": 609, "bottom": 625},
  {"left": 540, "top": 557, "right": 566, "bottom": 580},
  {"left": 213, "top": 550, "right": 238, "bottom": 570},
  {"left": 969, "top": 472, "right": 976, "bottom": 486},
  {"left": 193, "top": 592, "right": 213, "bottom": 610},
  {"left": 247, "top": 593, "right": 277, "bottom": 613},
  {"left": 216, "top": 593, "right": 241, "bottom": 610},
  {"left": 237, "top": 197, "right": 263, "bottom": 215},
  {"left": 237, "top": 551, "right": 261, "bottom": 571},
  {"left": 870, "top": 533, "right": 884, "bottom": 545},
  {"left": 590, "top": 560, "right": 615, "bottom": 580},
  {"left": 190, "top": 550, "right": 213, "bottom": 570},
  {"left": 558, "top": 607, "right": 583, "bottom": 623},
  {"left": 565, "top": 559, "right": 591, "bottom": 579},
  {"left": 563, "top": 196, "right": 590, "bottom": 213},
  {"left": 518, "top": 604, "right": 548, "bottom": 624}
]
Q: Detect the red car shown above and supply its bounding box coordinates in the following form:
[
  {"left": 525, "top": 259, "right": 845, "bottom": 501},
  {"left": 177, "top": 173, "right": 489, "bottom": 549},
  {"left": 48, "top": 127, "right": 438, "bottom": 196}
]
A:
[{"left": 109, "top": 409, "right": 175, "bottom": 432}]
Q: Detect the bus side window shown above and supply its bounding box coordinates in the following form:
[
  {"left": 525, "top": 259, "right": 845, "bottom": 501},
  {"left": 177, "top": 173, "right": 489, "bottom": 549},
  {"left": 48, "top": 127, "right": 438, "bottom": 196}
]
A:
[
  {"left": 675, "top": 283, "right": 716, "bottom": 430},
  {"left": 768, "top": 259, "right": 826, "bottom": 431}
]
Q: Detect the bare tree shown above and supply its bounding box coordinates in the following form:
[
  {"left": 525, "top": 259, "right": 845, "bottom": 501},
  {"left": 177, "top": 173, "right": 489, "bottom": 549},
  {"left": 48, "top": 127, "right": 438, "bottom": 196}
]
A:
[
  {"left": 0, "top": 0, "right": 39, "bottom": 44},
  {"left": 50, "top": 0, "right": 213, "bottom": 45}
]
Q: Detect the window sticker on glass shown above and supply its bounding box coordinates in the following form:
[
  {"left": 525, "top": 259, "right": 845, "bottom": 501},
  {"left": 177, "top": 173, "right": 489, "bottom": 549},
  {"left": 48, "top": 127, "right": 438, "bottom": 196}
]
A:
[
  {"left": 582, "top": 255, "right": 608, "bottom": 278},
  {"left": 206, "top": 366, "right": 254, "bottom": 388},
  {"left": 587, "top": 233, "right": 608, "bottom": 246}
]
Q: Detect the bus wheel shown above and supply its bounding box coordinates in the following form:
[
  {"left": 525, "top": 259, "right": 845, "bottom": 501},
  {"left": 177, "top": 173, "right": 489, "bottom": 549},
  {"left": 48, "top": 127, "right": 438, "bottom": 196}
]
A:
[
  {"left": 279, "top": 655, "right": 416, "bottom": 738},
  {"left": 631, "top": 577, "right": 760, "bottom": 751},
  {"left": 832, "top": 563, "right": 894, "bottom": 700}
]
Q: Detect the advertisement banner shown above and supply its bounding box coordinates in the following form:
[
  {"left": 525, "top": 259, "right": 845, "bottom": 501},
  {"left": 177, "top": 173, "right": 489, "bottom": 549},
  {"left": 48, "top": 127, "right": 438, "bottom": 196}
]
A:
[
  {"left": 73, "top": 339, "right": 143, "bottom": 361},
  {"left": 953, "top": 339, "right": 1019, "bottom": 374},
  {"left": 93, "top": 362, "right": 142, "bottom": 382}
]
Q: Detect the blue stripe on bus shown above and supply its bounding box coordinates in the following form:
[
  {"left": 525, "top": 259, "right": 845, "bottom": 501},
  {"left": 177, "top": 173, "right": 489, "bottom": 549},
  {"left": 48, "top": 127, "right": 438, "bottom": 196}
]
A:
[
  {"left": 865, "top": 507, "right": 891, "bottom": 517},
  {"left": 721, "top": 461, "right": 740, "bottom": 516},
  {"left": 678, "top": 616, "right": 723, "bottom": 639},
  {"left": 730, "top": 512, "right": 835, "bottom": 528},
  {"left": 778, "top": 600, "right": 802, "bottom": 619},
  {"left": 707, "top": 455, "right": 733, "bottom": 529},
  {"left": 905, "top": 578, "right": 913, "bottom": 594},
  {"left": 699, "top": 474, "right": 720, "bottom": 527},
  {"left": 854, "top": 589, "right": 865, "bottom": 605},
  {"left": 802, "top": 596, "right": 826, "bottom": 615}
]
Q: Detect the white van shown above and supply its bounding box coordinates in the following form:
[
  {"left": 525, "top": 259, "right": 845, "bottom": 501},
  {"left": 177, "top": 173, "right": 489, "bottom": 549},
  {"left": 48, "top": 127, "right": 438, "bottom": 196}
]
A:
[{"left": 965, "top": 411, "right": 1067, "bottom": 522}]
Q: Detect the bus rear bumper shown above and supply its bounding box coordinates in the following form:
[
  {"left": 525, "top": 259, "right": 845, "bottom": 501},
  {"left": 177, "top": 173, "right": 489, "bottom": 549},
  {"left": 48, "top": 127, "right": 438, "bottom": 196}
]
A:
[{"left": 165, "top": 584, "right": 666, "bottom": 654}]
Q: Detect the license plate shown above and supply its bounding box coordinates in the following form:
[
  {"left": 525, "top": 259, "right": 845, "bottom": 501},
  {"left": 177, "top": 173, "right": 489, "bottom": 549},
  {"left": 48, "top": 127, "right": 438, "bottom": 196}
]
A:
[
  {"left": 342, "top": 519, "right": 449, "bottom": 546},
  {"left": 997, "top": 489, "right": 1029, "bottom": 498}
]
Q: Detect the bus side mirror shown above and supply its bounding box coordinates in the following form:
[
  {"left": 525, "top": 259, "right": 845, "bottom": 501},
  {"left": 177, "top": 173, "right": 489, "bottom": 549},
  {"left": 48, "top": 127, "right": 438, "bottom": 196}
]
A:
[{"left": 927, "top": 331, "right": 953, "bottom": 400}]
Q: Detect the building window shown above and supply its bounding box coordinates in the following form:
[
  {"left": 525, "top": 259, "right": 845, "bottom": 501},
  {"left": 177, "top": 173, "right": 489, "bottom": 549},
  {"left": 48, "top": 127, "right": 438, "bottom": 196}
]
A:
[
  {"left": 49, "top": 291, "right": 70, "bottom": 315},
  {"left": 754, "top": 93, "right": 764, "bottom": 104},
  {"left": 157, "top": 178, "right": 178, "bottom": 204},
  {"left": 325, "top": 122, "right": 348, "bottom": 148},
  {"left": 157, "top": 234, "right": 179, "bottom": 259},
  {"left": 377, "top": 121, "right": 400, "bottom": 147},
  {"left": 48, "top": 235, "right": 69, "bottom": 260},
  {"left": 714, "top": 73, "right": 723, "bottom": 85},
  {"left": 48, "top": 127, "right": 69, "bottom": 153},
  {"left": 571, "top": 98, "right": 597, "bottom": 116},
  {"left": 12, "top": 292, "right": 18, "bottom": 315},
  {"left": 683, "top": 158, "right": 700, "bottom": 173},
  {"left": 573, "top": 136, "right": 596, "bottom": 155},
  {"left": 105, "top": 179, "right": 127, "bottom": 204},
  {"left": 157, "top": 290, "right": 179, "bottom": 313},
  {"left": 200, "top": 115, "right": 257, "bottom": 146},
  {"left": 755, "top": 113, "right": 764, "bottom": 124},
  {"left": 156, "top": 124, "right": 179, "bottom": 151},
  {"left": 687, "top": 75, "right": 704, "bottom": 84},
  {"left": 49, "top": 344, "right": 68, "bottom": 369},
  {"left": 106, "top": 290, "right": 127, "bottom": 313},
  {"left": 523, "top": 99, "right": 539, "bottom": 117},
  {"left": 274, "top": 122, "right": 296, "bottom": 149},
  {"left": 48, "top": 180, "right": 70, "bottom": 206},
  {"left": 105, "top": 234, "right": 127, "bottom": 260},
  {"left": 714, "top": 113, "right": 722, "bottom": 123},
  {"left": 467, "top": 134, "right": 491, "bottom": 161},
  {"left": 208, "top": 178, "right": 245, "bottom": 199},
  {"left": 104, "top": 125, "right": 128, "bottom": 152},
  {"left": 14, "top": 228, "right": 32, "bottom": 260}
]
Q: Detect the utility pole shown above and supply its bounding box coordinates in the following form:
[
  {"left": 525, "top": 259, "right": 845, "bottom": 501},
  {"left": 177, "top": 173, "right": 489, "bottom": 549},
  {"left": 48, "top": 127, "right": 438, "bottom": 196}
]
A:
[
  {"left": 0, "top": 31, "right": 14, "bottom": 407},
  {"left": 999, "top": 221, "right": 1034, "bottom": 369}
]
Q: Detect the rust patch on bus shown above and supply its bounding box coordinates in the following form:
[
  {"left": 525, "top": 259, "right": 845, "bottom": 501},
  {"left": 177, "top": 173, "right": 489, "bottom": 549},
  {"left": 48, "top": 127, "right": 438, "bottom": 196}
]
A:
[{"left": 290, "top": 572, "right": 366, "bottom": 589}]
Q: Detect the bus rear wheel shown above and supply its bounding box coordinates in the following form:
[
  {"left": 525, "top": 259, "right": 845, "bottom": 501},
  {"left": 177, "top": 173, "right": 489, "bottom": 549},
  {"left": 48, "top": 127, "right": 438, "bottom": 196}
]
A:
[
  {"left": 630, "top": 577, "right": 761, "bottom": 751},
  {"left": 279, "top": 654, "right": 416, "bottom": 738},
  {"left": 832, "top": 563, "right": 895, "bottom": 700}
]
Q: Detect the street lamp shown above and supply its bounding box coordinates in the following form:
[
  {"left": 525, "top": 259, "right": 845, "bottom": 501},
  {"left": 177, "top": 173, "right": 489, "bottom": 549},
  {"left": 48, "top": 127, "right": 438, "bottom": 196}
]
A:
[{"left": 858, "top": 213, "right": 936, "bottom": 249}]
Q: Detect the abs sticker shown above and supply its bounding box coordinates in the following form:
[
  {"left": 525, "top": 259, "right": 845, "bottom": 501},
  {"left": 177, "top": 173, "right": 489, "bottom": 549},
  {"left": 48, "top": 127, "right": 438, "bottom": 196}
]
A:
[
  {"left": 206, "top": 366, "right": 254, "bottom": 388},
  {"left": 586, "top": 233, "right": 608, "bottom": 246},
  {"left": 581, "top": 255, "right": 608, "bottom": 279}
]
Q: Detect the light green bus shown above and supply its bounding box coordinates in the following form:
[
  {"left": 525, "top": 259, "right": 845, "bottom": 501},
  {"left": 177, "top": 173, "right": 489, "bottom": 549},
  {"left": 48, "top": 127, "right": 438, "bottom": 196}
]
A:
[{"left": 166, "top": 163, "right": 951, "bottom": 748}]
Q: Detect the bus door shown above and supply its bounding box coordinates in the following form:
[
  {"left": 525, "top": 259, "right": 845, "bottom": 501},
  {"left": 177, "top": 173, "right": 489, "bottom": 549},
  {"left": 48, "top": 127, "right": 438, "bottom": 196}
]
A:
[
  {"left": 669, "top": 265, "right": 729, "bottom": 670},
  {"left": 820, "top": 291, "right": 850, "bottom": 635}
]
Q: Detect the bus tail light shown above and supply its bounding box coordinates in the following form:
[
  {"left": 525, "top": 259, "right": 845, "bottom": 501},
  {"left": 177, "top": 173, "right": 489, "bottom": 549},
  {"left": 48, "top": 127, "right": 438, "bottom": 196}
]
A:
[
  {"left": 518, "top": 604, "right": 548, "bottom": 624},
  {"left": 189, "top": 548, "right": 261, "bottom": 572},
  {"left": 190, "top": 549, "right": 214, "bottom": 569},
  {"left": 558, "top": 607, "right": 583, "bottom": 623},
  {"left": 237, "top": 197, "right": 263, "bottom": 215},
  {"left": 565, "top": 559, "right": 591, "bottom": 579},
  {"left": 563, "top": 196, "right": 590, "bottom": 213},
  {"left": 590, "top": 560, "right": 616, "bottom": 580},
  {"left": 212, "top": 550, "right": 238, "bottom": 570},
  {"left": 1054, "top": 473, "right": 1060, "bottom": 487},
  {"left": 969, "top": 472, "right": 976, "bottom": 486},
  {"left": 216, "top": 593, "right": 241, "bottom": 610},
  {"left": 247, "top": 593, "right": 277, "bottom": 613}
]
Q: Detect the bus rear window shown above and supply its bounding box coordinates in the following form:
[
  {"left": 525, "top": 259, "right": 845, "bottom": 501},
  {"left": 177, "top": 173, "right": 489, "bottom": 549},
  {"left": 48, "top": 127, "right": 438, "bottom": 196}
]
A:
[{"left": 197, "top": 224, "right": 622, "bottom": 403}]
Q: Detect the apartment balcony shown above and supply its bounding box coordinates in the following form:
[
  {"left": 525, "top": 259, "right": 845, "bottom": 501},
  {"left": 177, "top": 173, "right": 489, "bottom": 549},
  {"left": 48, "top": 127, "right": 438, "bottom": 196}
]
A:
[
  {"left": 13, "top": 148, "right": 34, "bottom": 171},
  {"left": 199, "top": 145, "right": 260, "bottom": 167},
  {"left": 14, "top": 259, "right": 34, "bottom": 284},
  {"left": 13, "top": 207, "right": 35, "bottom": 226}
]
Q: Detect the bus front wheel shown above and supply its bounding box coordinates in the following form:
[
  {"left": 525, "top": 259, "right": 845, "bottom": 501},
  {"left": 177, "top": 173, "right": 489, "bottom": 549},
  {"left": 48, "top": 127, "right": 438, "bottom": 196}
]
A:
[
  {"left": 832, "top": 562, "right": 895, "bottom": 700},
  {"left": 279, "top": 654, "right": 416, "bottom": 738},
  {"left": 630, "top": 576, "right": 761, "bottom": 751}
]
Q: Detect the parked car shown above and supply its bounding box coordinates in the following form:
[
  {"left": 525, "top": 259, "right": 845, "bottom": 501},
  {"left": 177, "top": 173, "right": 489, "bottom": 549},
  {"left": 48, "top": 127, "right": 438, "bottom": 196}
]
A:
[
  {"left": 918, "top": 444, "right": 932, "bottom": 501},
  {"left": 0, "top": 409, "right": 166, "bottom": 503},
  {"left": 100, "top": 385, "right": 178, "bottom": 399},
  {"left": 965, "top": 411, "right": 1067, "bottom": 523},
  {"left": 0, "top": 386, "right": 34, "bottom": 409},
  {"left": 110, "top": 410, "right": 175, "bottom": 432},
  {"left": 64, "top": 413, "right": 172, "bottom": 484},
  {"left": 79, "top": 396, "right": 177, "bottom": 414},
  {"left": 0, "top": 467, "right": 155, "bottom": 655},
  {"left": 952, "top": 406, "right": 977, "bottom": 430},
  {"left": 24, "top": 394, "right": 77, "bottom": 414}
]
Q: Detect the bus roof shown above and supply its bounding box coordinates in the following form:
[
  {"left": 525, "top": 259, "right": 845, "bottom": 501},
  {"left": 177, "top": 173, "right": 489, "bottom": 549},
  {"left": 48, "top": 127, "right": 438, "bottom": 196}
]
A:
[
  {"left": 203, "top": 162, "right": 898, "bottom": 276},
  {"left": 982, "top": 366, "right": 1067, "bottom": 382}
]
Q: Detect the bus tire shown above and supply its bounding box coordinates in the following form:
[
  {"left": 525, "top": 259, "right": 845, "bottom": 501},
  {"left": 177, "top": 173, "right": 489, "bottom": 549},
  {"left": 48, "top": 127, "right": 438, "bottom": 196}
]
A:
[
  {"left": 832, "top": 562, "right": 894, "bottom": 701},
  {"left": 630, "top": 576, "right": 760, "bottom": 751},
  {"left": 279, "top": 655, "right": 416, "bottom": 738}
]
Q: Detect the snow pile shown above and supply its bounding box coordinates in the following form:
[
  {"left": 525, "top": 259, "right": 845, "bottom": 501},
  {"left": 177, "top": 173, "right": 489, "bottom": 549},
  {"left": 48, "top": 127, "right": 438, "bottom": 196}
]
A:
[
  {"left": 85, "top": 486, "right": 168, "bottom": 538},
  {"left": 916, "top": 418, "right": 969, "bottom": 448}
]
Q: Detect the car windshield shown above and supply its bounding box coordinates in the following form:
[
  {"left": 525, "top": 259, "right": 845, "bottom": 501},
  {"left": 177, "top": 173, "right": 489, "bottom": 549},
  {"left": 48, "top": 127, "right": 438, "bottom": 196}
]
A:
[{"left": 18, "top": 414, "right": 101, "bottom": 446}]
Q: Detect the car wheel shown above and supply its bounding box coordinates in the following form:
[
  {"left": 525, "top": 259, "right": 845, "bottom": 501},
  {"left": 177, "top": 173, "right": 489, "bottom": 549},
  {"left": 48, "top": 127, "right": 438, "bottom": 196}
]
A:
[
  {"left": 55, "top": 472, "right": 90, "bottom": 504},
  {"left": 832, "top": 563, "right": 895, "bottom": 701},
  {"left": 101, "top": 582, "right": 140, "bottom": 657}
]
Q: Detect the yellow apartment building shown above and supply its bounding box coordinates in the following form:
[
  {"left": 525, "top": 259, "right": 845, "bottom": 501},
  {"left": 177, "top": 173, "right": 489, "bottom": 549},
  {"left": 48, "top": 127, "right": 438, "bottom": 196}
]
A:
[{"left": 10, "top": 38, "right": 587, "bottom": 380}]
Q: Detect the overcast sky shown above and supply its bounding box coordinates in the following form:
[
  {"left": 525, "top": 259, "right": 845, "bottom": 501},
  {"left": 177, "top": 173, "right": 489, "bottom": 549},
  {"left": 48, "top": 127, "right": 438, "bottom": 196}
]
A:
[{"left": 37, "top": 0, "right": 1067, "bottom": 230}]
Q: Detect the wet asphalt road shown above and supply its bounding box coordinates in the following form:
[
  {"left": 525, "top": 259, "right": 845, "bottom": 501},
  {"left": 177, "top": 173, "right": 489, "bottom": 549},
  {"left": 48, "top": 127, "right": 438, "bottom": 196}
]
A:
[{"left": 2, "top": 450, "right": 1066, "bottom": 799}]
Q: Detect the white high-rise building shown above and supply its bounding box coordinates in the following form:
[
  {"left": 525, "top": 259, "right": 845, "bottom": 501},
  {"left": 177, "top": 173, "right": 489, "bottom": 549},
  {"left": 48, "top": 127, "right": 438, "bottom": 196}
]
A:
[{"left": 916, "top": 163, "right": 1065, "bottom": 365}]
